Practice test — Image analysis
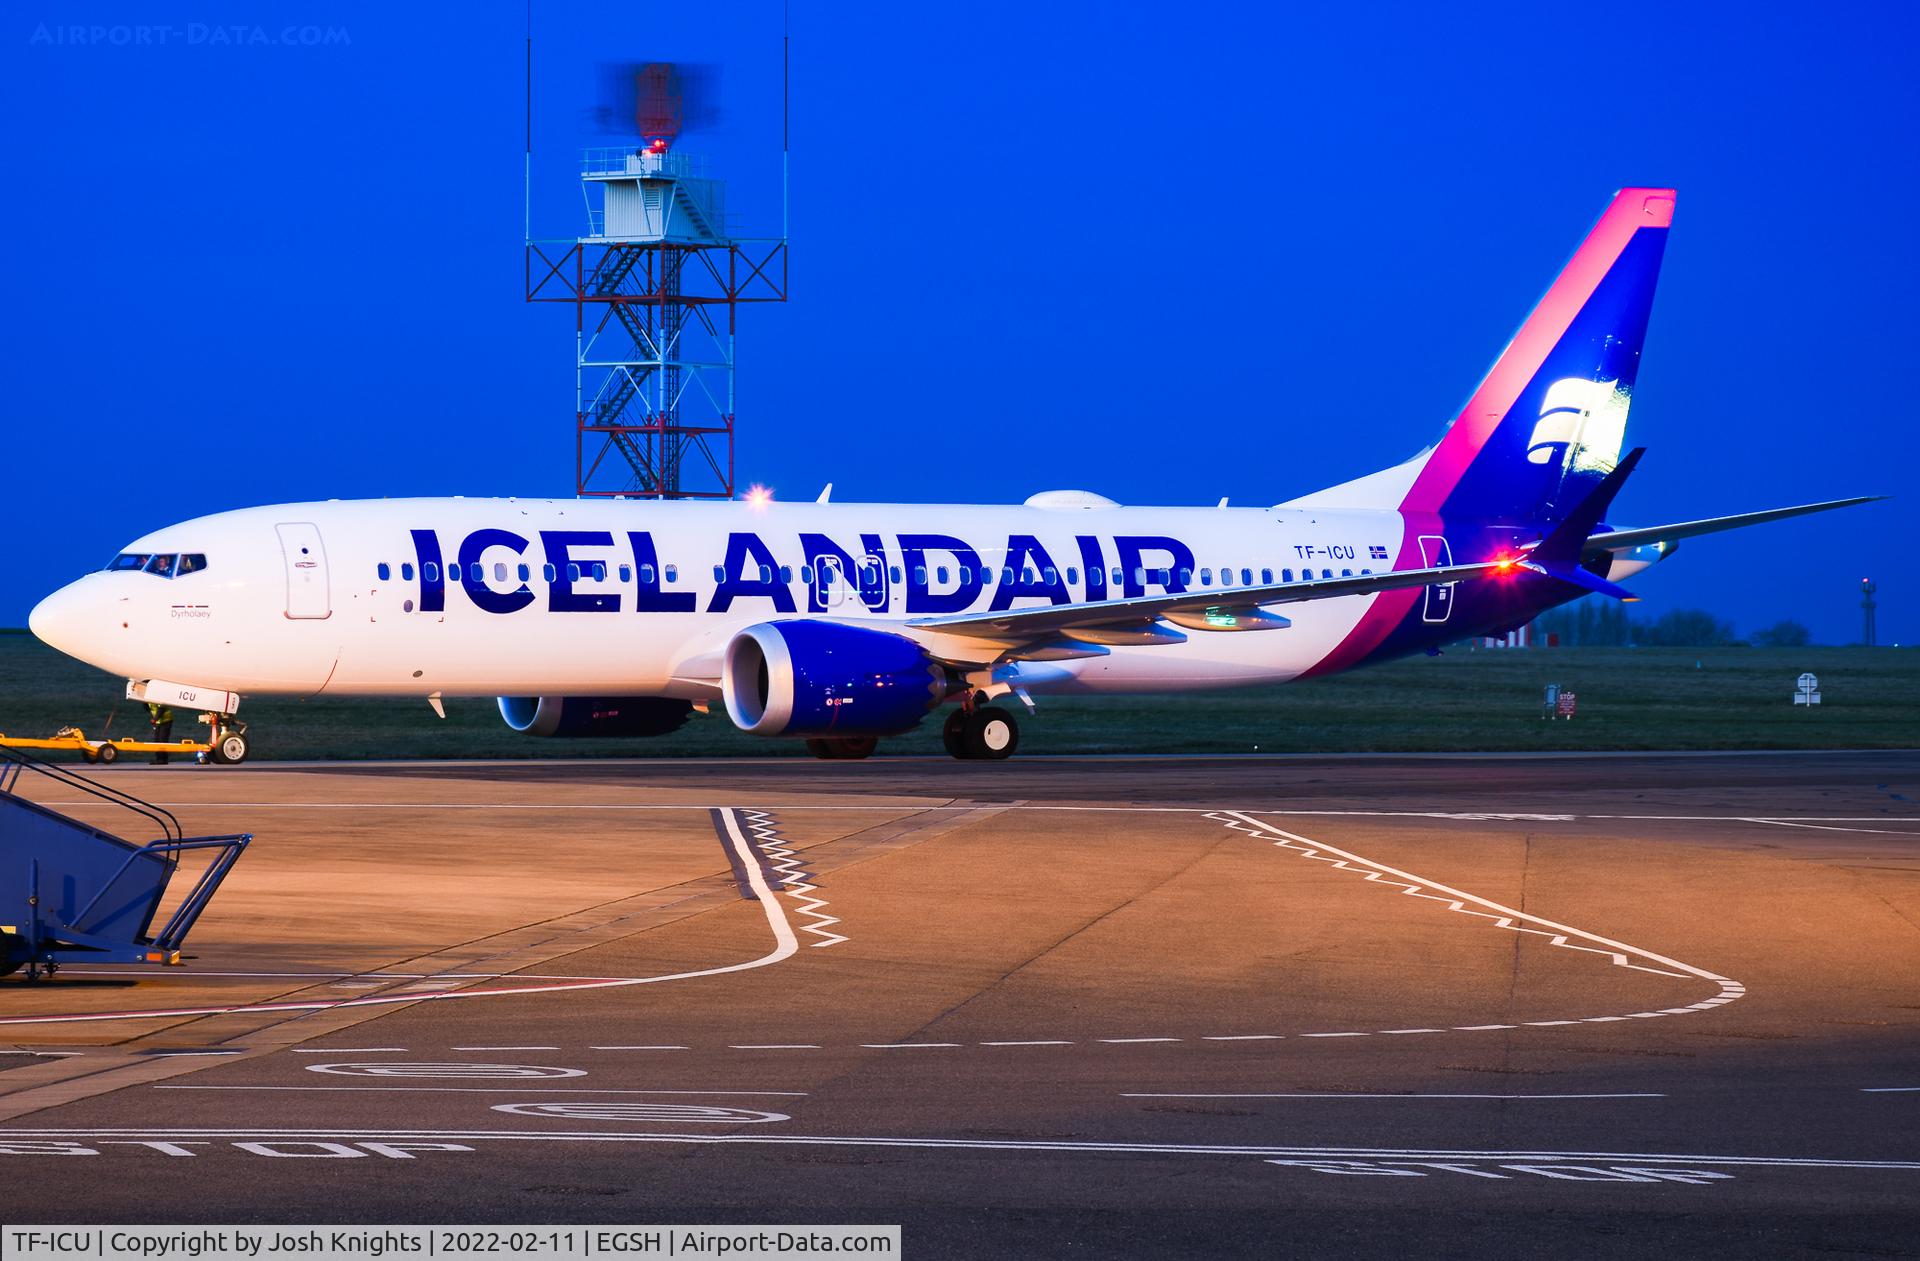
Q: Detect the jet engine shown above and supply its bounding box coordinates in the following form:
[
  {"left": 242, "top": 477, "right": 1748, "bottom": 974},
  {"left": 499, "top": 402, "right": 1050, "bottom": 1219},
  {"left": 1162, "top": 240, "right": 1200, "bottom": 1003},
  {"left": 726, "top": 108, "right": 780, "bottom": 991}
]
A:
[
  {"left": 723, "top": 621, "right": 948, "bottom": 738},
  {"left": 497, "top": 695, "right": 693, "bottom": 738}
]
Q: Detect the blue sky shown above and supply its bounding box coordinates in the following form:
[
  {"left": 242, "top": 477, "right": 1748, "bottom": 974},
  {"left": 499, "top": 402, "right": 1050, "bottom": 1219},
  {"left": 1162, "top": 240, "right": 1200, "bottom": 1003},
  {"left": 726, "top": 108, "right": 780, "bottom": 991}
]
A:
[{"left": 5, "top": 1, "right": 1913, "bottom": 643}]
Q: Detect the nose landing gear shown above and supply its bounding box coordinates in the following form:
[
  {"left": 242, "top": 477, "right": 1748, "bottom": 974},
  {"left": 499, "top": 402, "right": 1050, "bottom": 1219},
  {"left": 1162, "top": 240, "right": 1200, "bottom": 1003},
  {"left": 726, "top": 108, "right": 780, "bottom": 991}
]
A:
[
  {"left": 198, "top": 715, "right": 249, "bottom": 765},
  {"left": 943, "top": 704, "right": 1019, "bottom": 760}
]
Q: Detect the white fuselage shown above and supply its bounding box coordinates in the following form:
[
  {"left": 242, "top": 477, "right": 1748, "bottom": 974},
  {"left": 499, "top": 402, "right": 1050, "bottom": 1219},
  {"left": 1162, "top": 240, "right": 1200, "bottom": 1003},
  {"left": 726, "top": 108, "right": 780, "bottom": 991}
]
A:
[{"left": 29, "top": 497, "right": 1413, "bottom": 701}]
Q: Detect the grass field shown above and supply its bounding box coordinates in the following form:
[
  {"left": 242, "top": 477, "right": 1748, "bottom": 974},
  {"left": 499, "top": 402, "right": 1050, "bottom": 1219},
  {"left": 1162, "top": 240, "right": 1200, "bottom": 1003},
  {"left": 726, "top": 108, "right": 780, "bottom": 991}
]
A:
[{"left": 1, "top": 629, "right": 1911, "bottom": 761}]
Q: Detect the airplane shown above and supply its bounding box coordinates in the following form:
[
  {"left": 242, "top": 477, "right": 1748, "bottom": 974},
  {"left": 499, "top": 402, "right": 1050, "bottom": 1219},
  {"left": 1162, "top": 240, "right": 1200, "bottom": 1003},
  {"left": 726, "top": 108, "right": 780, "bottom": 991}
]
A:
[{"left": 28, "top": 187, "right": 1879, "bottom": 764}]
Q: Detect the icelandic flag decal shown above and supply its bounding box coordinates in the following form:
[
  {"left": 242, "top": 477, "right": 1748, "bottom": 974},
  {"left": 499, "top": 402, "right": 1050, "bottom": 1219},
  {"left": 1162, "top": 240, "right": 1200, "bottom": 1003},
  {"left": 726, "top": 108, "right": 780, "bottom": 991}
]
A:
[{"left": 1369, "top": 545, "right": 1390, "bottom": 560}]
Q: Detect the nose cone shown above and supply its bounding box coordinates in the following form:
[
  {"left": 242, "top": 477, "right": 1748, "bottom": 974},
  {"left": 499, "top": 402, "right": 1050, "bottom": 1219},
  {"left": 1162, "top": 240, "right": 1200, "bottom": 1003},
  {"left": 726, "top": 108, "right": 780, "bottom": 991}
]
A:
[{"left": 29, "top": 580, "right": 99, "bottom": 662}]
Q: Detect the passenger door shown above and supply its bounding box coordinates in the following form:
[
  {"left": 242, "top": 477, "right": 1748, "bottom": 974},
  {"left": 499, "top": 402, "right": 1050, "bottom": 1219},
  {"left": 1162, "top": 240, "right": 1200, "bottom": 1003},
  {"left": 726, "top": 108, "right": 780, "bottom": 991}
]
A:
[{"left": 276, "top": 522, "right": 332, "bottom": 619}]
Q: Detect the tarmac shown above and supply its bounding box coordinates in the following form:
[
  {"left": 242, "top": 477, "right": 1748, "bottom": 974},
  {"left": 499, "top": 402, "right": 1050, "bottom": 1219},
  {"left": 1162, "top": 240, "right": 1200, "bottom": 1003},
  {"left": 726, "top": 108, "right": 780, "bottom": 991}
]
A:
[{"left": 1, "top": 750, "right": 1917, "bottom": 1258}]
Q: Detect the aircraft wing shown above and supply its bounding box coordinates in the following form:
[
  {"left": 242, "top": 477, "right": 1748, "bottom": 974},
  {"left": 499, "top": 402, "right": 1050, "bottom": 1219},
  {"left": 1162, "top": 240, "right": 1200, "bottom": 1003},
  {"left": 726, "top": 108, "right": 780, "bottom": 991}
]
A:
[
  {"left": 901, "top": 559, "right": 1506, "bottom": 661},
  {"left": 1582, "top": 496, "right": 1883, "bottom": 556}
]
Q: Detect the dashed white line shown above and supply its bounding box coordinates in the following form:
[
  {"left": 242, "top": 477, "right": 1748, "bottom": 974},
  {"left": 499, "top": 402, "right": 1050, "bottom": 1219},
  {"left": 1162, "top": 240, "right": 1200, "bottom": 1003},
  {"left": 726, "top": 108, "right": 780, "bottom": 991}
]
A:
[
  {"left": 452, "top": 1046, "right": 560, "bottom": 1051},
  {"left": 1201, "top": 1035, "right": 1282, "bottom": 1042},
  {"left": 860, "top": 1043, "right": 961, "bottom": 1049},
  {"left": 981, "top": 1041, "right": 1075, "bottom": 1047},
  {"left": 729, "top": 1044, "right": 822, "bottom": 1051},
  {"left": 1099, "top": 1038, "right": 1182, "bottom": 1044},
  {"left": 590, "top": 1045, "right": 688, "bottom": 1051},
  {"left": 292, "top": 1048, "right": 407, "bottom": 1054}
]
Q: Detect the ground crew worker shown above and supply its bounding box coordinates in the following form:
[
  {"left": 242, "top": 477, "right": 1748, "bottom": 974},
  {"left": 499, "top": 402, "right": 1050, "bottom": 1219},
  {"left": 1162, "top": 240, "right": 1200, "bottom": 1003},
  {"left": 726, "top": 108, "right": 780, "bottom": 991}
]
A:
[{"left": 146, "top": 702, "right": 175, "bottom": 764}]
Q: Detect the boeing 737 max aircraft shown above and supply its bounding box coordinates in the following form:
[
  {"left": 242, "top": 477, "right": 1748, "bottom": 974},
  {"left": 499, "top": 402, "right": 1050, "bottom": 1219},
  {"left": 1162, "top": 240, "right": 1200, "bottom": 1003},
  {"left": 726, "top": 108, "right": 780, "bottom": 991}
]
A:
[{"left": 27, "top": 188, "right": 1879, "bottom": 762}]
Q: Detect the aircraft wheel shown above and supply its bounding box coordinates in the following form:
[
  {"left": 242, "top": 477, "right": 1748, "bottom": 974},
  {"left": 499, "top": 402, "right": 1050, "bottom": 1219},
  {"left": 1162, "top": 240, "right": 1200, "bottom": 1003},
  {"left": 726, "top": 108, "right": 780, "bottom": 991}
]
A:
[
  {"left": 966, "top": 707, "right": 1019, "bottom": 760},
  {"left": 211, "top": 732, "right": 249, "bottom": 765},
  {"left": 0, "top": 932, "right": 22, "bottom": 978},
  {"left": 805, "top": 736, "right": 878, "bottom": 761},
  {"left": 95, "top": 743, "right": 119, "bottom": 765},
  {"left": 941, "top": 710, "right": 970, "bottom": 758}
]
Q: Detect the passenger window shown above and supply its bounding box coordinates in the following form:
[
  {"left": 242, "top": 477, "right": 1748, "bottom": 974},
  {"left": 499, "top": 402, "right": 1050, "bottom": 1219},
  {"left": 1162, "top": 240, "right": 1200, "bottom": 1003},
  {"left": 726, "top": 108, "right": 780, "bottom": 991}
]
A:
[
  {"left": 1200, "top": 567, "right": 1212, "bottom": 585},
  {"left": 1261, "top": 568, "right": 1273, "bottom": 584},
  {"left": 889, "top": 565, "right": 903, "bottom": 583},
  {"left": 1044, "top": 567, "right": 1057, "bottom": 584},
  {"left": 424, "top": 562, "right": 440, "bottom": 583},
  {"left": 1001, "top": 567, "right": 1015, "bottom": 585},
  {"left": 936, "top": 565, "right": 950, "bottom": 584},
  {"left": 542, "top": 564, "right": 556, "bottom": 582},
  {"left": 800, "top": 565, "right": 814, "bottom": 584},
  {"left": 640, "top": 564, "right": 655, "bottom": 583},
  {"left": 1066, "top": 566, "right": 1079, "bottom": 584},
  {"left": 758, "top": 564, "right": 773, "bottom": 583},
  {"left": 1361, "top": 568, "right": 1372, "bottom": 575},
  {"left": 592, "top": 562, "right": 607, "bottom": 582},
  {"left": 569, "top": 563, "right": 582, "bottom": 582},
  {"left": 981, "top": 566, "right": 994, "bottom": 584},
  {"left": 1323, "top": 568, "right": 1333, "bottom": 579},
  {"left": 1283, "top": 568, "right": 1294, "bottom": 582},
  {"left": 713, "top": 565, "right": 726, "bottom": 583},
  {"left": 1111, "top": 567, "right": 1124, "bottom": 585},
  {"left": 1022, "top": 567, "right": 1035, "bottom": 583},
  {"left": 1133, "top": 568, "right": 1146, "bottom": 585},
  {"left": 779, "top": 565, "right": 793, "bottom": 583},
  {"left": 619, "top": 565, "right": 632, "bottom": 583},
  {"left": 914, "top": 565, "right": 928, "bottom": 585},
  {"left": 1178, "top": 567, "right": 1192, "bottom": 585},
  {"left": 518, "top": 563, "right": 531, "bottom": 583},
  {"left": 1342, "top": 568, "right": 1353, "bottom": 577},
  {"left": 495, "top": 562, "right": 509, "bottom": 582},
  {"left": 377, "top": 563, "right": 391, "bottom": 582},
  {"left": 447, "top": 563, "right": 462, "bottom": 582},
  {"left": 665, "top": 564, "right": 679, "bottom": 583}
]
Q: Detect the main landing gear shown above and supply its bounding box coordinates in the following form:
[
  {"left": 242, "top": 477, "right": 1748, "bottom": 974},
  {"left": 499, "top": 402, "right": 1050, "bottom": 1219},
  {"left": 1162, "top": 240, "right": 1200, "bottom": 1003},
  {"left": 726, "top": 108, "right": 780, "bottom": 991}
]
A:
[{"left": 943, "top": 705, "right": 1019, "bottom": 761}]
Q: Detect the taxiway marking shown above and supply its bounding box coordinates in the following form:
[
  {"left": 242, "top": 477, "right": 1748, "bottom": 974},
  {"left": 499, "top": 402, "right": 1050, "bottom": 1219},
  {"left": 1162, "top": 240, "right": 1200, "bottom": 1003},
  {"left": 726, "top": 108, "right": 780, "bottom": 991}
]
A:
[
  {"left": 31, "top": 800, "right": 1920, "bottom": 827},
  {"left": 157, "top": 1086, "right": 808, "bottom": 1096},
  {"left": 0, "top": 807, "right": 799, "bottom": 1028},
  {"left": 1124, "top": 1092, "right": 1666, "bottom": 1100},
  {"left": 3, "top": 1127, "right": 1915, "bottom": 1175}
]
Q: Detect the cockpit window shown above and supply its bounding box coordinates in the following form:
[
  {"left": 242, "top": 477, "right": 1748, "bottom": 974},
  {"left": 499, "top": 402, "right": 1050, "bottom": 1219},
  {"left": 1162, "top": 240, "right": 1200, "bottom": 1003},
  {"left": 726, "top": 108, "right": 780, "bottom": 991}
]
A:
[{"left": 104, "top": 552, "right": 206, "bottom": 578}]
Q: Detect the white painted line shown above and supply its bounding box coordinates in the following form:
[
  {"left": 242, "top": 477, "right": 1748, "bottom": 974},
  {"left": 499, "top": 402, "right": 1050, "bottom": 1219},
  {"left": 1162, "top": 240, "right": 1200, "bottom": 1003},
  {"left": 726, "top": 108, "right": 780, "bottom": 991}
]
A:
[
  {"left": 1862, "top": 1087, "right": 1920, "bottom": 1093},
  {"left": 291, "top": 1048, "right": 406, "bottom": 1053},
  {"left": 452, "top": 1046, "right": 560, "bottom": 1051},
  {"left": 10, "top": 1126, "right": 1920, "bottom": 1172},
  {"left": 156, "top": 1086, "right": 808, "bottom": 1096},
  {"left": 729, "top": 1045, "right": 822, "bottom": 1050},
  {"left": 1124, "top": 1093, "right": 1667, "bottom": 1100},
  {"left": 1299, "top": 1032, "right": 1369, "bottom": 1039},
  {"left": 980, "top": 1041, "right": 1074, "bottom": 1047},
  {"left": 1378, "top": 1029, "right": 1443, "bottom": 1035},
  {"left": 0, "top": 807, "right": 799, "bottom": 1029},
  {"left": 1201, "top": 1035, "right": 1282, "bottom": 1042},
  {"left": 1454, "top": 1024, "right": 1517, "bottom": 1031},
  {"left": 1099, "top": 1038, "right": 1182, "bottom": 1044},
  {"left": 860, "top": 1043, "right": 961, "bottom": 1049},
  {"left": 591, "top": 1046, "right": 689, "bottom": 1051}
]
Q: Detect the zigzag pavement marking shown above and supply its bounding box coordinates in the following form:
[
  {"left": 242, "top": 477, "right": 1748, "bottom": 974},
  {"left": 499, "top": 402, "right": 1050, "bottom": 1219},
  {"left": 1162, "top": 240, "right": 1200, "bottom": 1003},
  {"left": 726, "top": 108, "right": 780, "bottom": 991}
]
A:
[
  {"left": 739, "top": 809, "right": 848, "bottom": 948},
  {"left": 1207, "top": 810, "right": 1745, "bottom": 1028}
]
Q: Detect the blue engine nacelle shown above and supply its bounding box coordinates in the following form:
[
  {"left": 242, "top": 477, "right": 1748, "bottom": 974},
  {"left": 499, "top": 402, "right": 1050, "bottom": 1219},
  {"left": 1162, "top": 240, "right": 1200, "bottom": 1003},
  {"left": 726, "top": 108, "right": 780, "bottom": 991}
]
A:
[
  {"left": 723, "top": 621, "right": 948, "bottom": 738},
  {"left": 498, "top": 695, "right": 693, "bottom": 738}
]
